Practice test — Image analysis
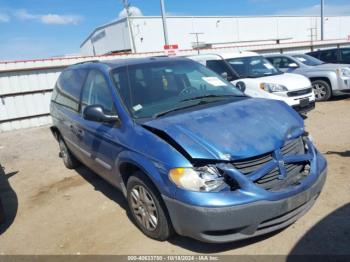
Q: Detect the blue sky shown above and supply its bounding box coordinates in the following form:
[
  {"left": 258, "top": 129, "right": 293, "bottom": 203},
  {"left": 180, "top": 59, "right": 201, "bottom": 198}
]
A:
[{"left": 0, "top": 0, "right": 350, "bottom": 61}]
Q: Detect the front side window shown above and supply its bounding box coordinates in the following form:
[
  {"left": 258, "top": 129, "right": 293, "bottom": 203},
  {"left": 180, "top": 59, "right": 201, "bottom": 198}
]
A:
[
  {"left": 111, "top": 60, "right": 244, "bottom": 119},
  {"left": 81, "top": 70, "right": 115, "bottom": 114},
  {"left": 226, "top": 56, "right": 281, "bottom": 78},
  {"left": 206, "top": 60, "right": 238, "bottom": 81}
]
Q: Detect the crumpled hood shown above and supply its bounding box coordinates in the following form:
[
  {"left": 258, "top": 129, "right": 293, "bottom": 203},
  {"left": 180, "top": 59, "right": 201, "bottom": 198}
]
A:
[
  {"left": 143, "top": 98, "right": 304, "bottom": 161},
  {"left": 255, "top": 73, "right": 311, "bottom": 91}
]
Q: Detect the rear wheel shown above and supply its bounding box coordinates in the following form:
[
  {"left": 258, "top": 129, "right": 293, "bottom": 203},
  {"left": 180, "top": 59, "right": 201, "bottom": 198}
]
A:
[
  {"left": 58, "top": 137, "right": 80, "bottom": 169},
  {"left": 127, "top": 172, "right": 173, "bottom": 241},
  {"left": 312, "top": 80, "right": 332, "bottom": 101}
]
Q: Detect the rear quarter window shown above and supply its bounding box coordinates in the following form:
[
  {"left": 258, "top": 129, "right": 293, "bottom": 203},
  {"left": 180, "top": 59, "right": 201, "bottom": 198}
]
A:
[{"left": 52, "top": 69, "right": 87, "bottom": 111}]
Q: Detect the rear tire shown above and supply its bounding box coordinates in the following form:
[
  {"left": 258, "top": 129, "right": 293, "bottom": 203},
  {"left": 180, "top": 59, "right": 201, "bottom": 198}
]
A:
[
  {"left": 127, "top": 172, "right": 173, "bottom": 241},
  {"left": 312, "top": 80, "right": 332, "bottom": 101},
  {"left": 58, "top": 137, "right": 80, "bottom": 169}
]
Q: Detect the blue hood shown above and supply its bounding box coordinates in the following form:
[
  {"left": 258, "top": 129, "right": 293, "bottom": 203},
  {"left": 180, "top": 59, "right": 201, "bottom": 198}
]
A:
[{"left": 143, "top": 98, "right": 304, "bottom": 161}]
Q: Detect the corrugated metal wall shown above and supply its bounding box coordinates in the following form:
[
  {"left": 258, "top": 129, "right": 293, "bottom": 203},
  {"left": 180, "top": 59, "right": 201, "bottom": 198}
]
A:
[
  {"left": 1, "top": 39, "right": 350, "bottom": 132},
  {"left": 0, "top": 55, "right": 160, "bottom": 132}
]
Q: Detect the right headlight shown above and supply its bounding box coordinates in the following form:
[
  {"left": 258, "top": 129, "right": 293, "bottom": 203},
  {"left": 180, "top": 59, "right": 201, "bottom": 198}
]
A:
[
  {"left": 168, "top": 166, "right": 225, "bottom": 192},
  {"left": 336, "top": 68, "right": 350, "bottom": 78}
]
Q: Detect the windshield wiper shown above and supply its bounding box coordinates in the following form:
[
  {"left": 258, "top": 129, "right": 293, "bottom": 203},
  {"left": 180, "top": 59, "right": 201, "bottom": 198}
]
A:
[
  {"left": 181, "top": 94, "right": 240, "bottom": 102},
  {"left": 153, "top": 100, "right": 210, "bottom": 119}
]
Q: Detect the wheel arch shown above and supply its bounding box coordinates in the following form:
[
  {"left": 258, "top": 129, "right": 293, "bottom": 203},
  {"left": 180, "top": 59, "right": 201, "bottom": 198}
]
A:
[
  {"left": 115, "top": 151, "right": 174, "bottom": 198},
  {"left": 309, "top": 76, "right": 333, "bottom": 91},
  {"left": 50, "top": 126, "right": 61, "bottom": 141}
]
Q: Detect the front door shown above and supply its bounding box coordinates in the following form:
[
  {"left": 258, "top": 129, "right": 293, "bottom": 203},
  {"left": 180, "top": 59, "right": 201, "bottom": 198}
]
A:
[{"left": 78, "top": 69, "right": 122, "bottom": 184}]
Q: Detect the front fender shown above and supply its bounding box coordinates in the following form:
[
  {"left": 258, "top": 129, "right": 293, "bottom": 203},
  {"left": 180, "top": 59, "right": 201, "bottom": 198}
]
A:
[
  {"left": 306, "top": 72, "right": 338, "bottom": 90},
  {"left": 114, "top": 150, "right": 177, "bottom": 198}
]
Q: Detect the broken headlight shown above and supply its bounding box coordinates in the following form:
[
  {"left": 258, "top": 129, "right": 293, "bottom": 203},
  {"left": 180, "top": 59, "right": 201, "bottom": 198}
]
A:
[{"left": 169, "top": 166, "right": 225, "bottom": 192}]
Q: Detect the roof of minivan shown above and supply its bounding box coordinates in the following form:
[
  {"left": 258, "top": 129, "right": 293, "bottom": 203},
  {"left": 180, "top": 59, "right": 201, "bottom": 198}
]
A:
[
  {"left": 73, "top": 56, "right": 192, "bottom": 69},
  {"left": 220, "top": 51, "right": 259, "bottom": 59}
]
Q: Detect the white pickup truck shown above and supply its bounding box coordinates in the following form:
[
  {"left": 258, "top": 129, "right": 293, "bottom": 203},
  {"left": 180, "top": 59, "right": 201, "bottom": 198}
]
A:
[{"left": 189, "top": 52, "right": 316, "bottom": 114}]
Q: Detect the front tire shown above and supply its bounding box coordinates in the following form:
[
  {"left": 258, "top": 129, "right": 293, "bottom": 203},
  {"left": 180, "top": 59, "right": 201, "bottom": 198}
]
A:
[
  {"left": 58, "top": 137, "right": 80, "bottom": 169},
  {"left": 312, "top": 80, "right": 332, "bottom": 101},
  {"left": 127, "top": 172, "right": 173, "bottom": 241}
]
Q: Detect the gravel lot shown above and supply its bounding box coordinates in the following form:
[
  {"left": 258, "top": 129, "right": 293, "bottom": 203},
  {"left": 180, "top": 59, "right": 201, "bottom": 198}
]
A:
[{"left": 0, "top": 97, "right": 349, "bottom": 255}]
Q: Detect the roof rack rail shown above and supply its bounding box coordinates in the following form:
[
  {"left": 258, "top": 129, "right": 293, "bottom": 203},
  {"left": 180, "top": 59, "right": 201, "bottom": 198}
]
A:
[{"left": 73, "top": 60, "right": 100, "bottom": 65}]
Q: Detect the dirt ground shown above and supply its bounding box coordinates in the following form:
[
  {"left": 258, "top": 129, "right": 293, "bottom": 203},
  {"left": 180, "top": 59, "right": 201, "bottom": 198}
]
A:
[{"left": 0, "top": 97, "right": 349, "bottom": 255}]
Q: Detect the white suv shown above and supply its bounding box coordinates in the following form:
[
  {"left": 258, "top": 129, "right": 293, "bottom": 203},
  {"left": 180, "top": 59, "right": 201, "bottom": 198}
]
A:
[{"left": 191, "top": 52, "right": 316, "bottom": 114}]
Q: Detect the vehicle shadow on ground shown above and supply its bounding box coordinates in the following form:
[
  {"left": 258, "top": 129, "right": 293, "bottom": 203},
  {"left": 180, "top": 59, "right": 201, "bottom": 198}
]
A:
[
  {"left": 0, "top": 164, "right": 18, "bottom": 235},
  {"left": 329, "top": 94, "right": 350, "bottom": 102},
  {"left": 74, "top": 166, "right": 128, "bottom": 211},
  {"left": 74, "top": 166, "right": 145, "bottom": 228},
  {"left": 288, "top": 203, "right": 350, "bottom": 257},
  {"left": 168, "top": 229, "right": 286, "bottom": 253},
  {"left": 74, "top": 165, "right": 291, "bottom": 252},
  {"left": 325, "top": 150, "right": 350, "bottom": 157}
]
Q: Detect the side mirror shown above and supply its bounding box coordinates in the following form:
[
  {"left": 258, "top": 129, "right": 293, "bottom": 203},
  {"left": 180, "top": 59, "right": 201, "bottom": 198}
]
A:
[
  {"left": 235, "top": 81, "right": 246, "bottom": 93},
  {"left": 288, "top": 63, "right": 298, "bottom": 68},
  {"left": 83, "top": 105, "right": 119, "bottom": 123}
]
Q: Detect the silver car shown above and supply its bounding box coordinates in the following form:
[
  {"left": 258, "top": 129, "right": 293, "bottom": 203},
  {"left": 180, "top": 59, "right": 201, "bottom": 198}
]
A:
[{"left": 266, "top": 54, "right": 350, "bottom": 101}]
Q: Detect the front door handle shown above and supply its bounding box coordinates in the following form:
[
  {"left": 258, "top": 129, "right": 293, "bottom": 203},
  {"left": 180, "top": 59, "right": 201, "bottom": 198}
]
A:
[{"left": 76, "top": 129, "right": 84, "bottom": 138}]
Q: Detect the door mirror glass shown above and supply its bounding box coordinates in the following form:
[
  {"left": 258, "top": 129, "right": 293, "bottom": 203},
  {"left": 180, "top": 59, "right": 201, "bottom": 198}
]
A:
[
  {"left": 83, "top": 105, "right": 119, "bottom": 123},
  {"left": 288, "top": 63, "right": 298, "bottom": 68},
  {"left": 220, "top": 72, "right": 228, "bottom": 80}
]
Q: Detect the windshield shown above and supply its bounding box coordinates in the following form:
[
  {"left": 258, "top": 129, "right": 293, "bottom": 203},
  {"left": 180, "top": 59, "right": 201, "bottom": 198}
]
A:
[
  {"left": 111, "top": 60, "right": 244, "bottom": 119},
  {"left": 292, "top": 54, "right": 325, "bottom": 66},
  {"left": 226, "top": 56, "right": 282, "bottom": 78}
]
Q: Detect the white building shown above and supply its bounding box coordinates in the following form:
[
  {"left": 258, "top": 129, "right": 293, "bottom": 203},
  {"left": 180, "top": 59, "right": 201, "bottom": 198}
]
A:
[{"left": 80, "top": 15, "right": 350, "bottom": 55}]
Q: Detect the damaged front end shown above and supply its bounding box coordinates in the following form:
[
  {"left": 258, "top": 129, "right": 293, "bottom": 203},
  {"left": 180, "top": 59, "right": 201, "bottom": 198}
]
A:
[
  {"left": 162, "top": 134, "right": 327, "bottom": 243},
  {"left": 169, "top": 135, "right": 320, "bottom": 199}
]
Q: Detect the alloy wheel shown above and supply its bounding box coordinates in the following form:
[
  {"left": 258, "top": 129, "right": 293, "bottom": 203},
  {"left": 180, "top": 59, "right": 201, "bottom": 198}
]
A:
[
  {"left": 313, "top": 83, "right": 327, "bottom": 100},
  {"left": 130, "top": 185, "right": 158, "bottom": 231}
]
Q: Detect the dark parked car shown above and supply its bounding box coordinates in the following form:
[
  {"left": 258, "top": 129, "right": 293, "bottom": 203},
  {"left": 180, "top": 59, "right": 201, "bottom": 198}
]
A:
[
  {"left": 307, "top": 48, "right": 350, "bottom": 64},
  {"left": 50, "top": 57, "right": 327, "bottom": 243}
]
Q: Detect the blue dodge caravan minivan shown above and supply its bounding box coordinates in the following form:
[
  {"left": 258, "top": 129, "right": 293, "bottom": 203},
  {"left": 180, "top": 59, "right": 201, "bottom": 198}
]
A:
[{"left": 50, "top": 57, "right": 327, "bottom": 243}]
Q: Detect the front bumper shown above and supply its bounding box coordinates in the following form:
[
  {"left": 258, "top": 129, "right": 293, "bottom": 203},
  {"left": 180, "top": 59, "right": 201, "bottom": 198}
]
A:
[
  {"left": 292, "top": 101, "right": 315, "bottom": 114},
  {"left": 164, "top": 167, "right": 326, "bottom": 243}
]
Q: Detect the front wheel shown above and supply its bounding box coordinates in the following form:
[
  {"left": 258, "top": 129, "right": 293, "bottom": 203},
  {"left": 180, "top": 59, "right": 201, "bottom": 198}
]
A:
[
  {"left": 127, "top": 172, "right": 173, "bottom": 241},
  {"left": 58, "top": 137, "right": 80, "bottom": 169},
  {"left": 312, "top": 80, "right": 332, "bottom": 101}
]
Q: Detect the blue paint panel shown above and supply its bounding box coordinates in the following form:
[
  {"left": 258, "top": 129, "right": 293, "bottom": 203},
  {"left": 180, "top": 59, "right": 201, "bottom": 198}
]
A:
[{"left": 144, "top": 98, "right": 304, "bottom": 161}]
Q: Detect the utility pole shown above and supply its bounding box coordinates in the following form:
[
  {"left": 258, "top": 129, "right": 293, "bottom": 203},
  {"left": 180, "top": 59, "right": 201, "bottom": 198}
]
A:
[
  {"left": 321, "top": 0, "right": 324, "bottom": 40},
  {"left": 160, "top": 0, "right": 169, "bottom": 46},
  {"left": 190, "top": 32, "right": 204, "bottom": 54},
  {"left": 309, "top": 27, "right": 317, "bottom": 51},
  {"left": 122, "top": 0, "right": 137, "bottom": 53}
]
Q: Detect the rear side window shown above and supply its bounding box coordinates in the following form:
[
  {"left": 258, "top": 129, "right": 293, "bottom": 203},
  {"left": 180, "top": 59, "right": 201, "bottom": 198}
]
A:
[
  {"left": 52, "top": 69, "right": 87, "bottom": 111},
  {"left": 320, "top": 50, "right": 338, "bottom": 63},
  {"left": 340, "top": 49, "right": 350, "bottom": 63},
  {"left": 267, "top": 57, "right": 295, "bottom": 69}
]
